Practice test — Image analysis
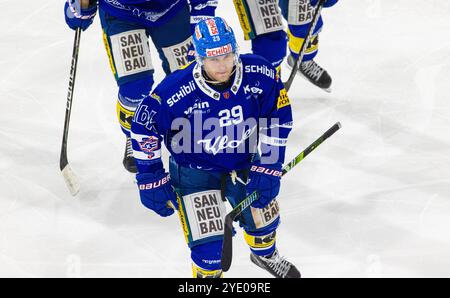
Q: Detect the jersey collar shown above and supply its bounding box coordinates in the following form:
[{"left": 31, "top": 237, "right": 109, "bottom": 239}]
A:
[{"left": 192, "top": 59, "right": 243, "bottom": 101}]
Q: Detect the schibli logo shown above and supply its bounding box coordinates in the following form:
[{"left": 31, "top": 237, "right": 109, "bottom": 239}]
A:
[
  {"left": 206, "top": 44, "right": 232, "bottom": 57},
  {"left": 244, "top": 64, "right": 275, "bottom": 79},
  {"left": 167, "top": 81, "right": 196, "bottom": 107},
  {"left": 250, "top": 165, "right": 282, "bottom": 177},
  {"left": 139, "top": 175, "right": 170, "bottom": 190},
  {"left": 206, "top": 18, "right": 219, "bottom": 36}
]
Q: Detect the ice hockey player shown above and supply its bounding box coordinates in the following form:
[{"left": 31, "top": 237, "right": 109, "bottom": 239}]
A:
[
  {"left": 130, "top": 16, "right": 300, "bottom": 278},
  {"left": 232, "top": 0, "right": 338, "bottom": 91},
  {"left": 64, "top": 0, "right": 217, "bottom": 172}
]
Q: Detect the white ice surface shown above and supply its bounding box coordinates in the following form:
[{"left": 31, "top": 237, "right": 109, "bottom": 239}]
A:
[{"left": 1, "top": 0, "right": 450, "bottom": 277}]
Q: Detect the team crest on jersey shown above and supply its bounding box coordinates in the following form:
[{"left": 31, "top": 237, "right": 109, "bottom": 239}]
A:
[
  {"left": 223, "top": 91, "right": 230, "bottom": 99},
  {"left": 139, "top": 136, "right": 159, "bottom": 159}
]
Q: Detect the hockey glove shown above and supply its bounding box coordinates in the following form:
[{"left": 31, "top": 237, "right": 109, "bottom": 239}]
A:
[
  {"left": 137, "top": 170, "right": 179, "bottom": 217},
  {"left": 310, "top": 0, "right": 339, "bottom": 8},
  {"left": 246, "top": 162, "right": 283, "bottom": 209},
  {"left": 64, "top": 0, "right": 97, "bottom": 31},
  {"left": 186, "top": 43, "right": 196, "bottom": 63}
]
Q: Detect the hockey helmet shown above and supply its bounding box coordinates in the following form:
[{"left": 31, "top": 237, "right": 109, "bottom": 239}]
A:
[{"left": 192, "top": 17, "right": 238, "bottom": 61}]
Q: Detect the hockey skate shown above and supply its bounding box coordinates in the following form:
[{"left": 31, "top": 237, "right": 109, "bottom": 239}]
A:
[
  {"left": 250, "top": 249, "right": 301, "bottom": 278},
  {"left": 287, "top": 54, "right": 332, "bottom": 92},
  {"left": 123, "top": 137, "right": 137, "bottom": 173}
]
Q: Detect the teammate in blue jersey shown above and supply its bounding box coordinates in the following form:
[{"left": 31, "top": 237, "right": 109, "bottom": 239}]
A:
[
  {"left": 64, "top": 0, "right": 217, "bottom": 172},
  {"left": 131, "top": 17, "right": 300, "bottom": 278},
  {"left": 232, "top": 0, "right": 338, "bottom": 91}
]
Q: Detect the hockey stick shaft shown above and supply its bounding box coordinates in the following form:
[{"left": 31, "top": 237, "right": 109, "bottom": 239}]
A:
[
  {"left": 282, "top": 121, "right": 341, "bottom": 174},
  {"left": 60, "top": 28, "right": 82, "bottom": 196},
  {"left": 233, "top": 122, "right": 341, "bottom": 221},
  {"left": 284, "top": 0, "right": 326, "bottom": 91},
  {"left": 221, "top": 121, "right": 341, "bottom": 271}
]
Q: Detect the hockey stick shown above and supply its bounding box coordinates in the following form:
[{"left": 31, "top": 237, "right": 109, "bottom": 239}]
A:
[
  {"left": 283, "top": 0, "right": 326, "bottom": 92},
  {"left": 221, "top": 121, "right": 341, "bottom": 272},
  {"left": 60, "top": 27, "right": 82, "bottom": 196}
]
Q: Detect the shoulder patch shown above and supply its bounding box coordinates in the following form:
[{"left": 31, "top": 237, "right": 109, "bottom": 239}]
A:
[{"left": 277, "top": 88, "right": 290, "bottom": 109}]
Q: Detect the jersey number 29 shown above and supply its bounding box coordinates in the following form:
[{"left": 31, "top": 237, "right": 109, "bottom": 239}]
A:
[{"left": 218, "top": 105, "right": 243, "bottom": 127}]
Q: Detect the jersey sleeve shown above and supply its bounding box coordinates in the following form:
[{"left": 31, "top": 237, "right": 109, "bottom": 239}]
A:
[
  {"left": 130, "top": 92, "right": 171, "bottom": 174},
  {"left": 188, "top": 0, "right": 218, "bottom": 32},
  {"left": 258, "top": 76, "right": 293, "bottom": 166}
]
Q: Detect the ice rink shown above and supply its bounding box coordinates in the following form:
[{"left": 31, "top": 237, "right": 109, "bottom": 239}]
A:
[{"left": 1, "top": 0, "right": 450, "bottom": 277}]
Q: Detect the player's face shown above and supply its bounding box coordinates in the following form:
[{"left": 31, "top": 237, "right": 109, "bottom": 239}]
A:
[{"left": 202, "top": 53, "right": 235, "bottom": 83}]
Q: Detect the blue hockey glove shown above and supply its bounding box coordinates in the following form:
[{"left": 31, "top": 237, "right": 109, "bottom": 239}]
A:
[
  {"left": 64, "top": 0, "right": 97, "bottom": 31},
  {"left": 310, "top": 0, "right": 338, "bottom": 8},
  {"left": 137, "top": 170, "right": 179, "bottom": 217},
  {"left": 186, "top": 43, "right": 196, "bottom": 63},
  {"left": 246, "top": 162, "right": 283, "bottom": 209}
]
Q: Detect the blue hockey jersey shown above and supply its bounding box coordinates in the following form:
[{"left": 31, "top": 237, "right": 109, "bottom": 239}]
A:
[
  {"left": 131, "top": 54, "right": 293, "bottom": 173},
  {"left": 97, "top": 0, "right": 217, "bottom": 27}
]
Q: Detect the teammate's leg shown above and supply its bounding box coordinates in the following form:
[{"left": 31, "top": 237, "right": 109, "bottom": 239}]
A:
[
  {"left": 148, "top": 3, "right": 193, "bottom": 74},
  {"left": 233, "top": 0, "right": 287, "bottom": 70},
  {"left": 279, "top": 0, "right": 332, "bottom": 90},
  {"left": 99, "top": 9, "right": 155, "bottom": 172}
]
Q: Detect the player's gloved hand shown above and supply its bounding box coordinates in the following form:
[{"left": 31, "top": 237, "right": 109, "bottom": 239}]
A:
[
  {"left": 186, "top": 43, "right": 196, "bottom": 63},
  {"left": 136, "top": 170, "right": 179, "bottom": 217},
  {"left": 310, "top": 0, "right": 338, "bottom": 8},
  {"left": 64, "top": 0, "right": 97, "bottom": 31},
  {"left": 246, "top": 162, "right": 283, "bottom": 209}
]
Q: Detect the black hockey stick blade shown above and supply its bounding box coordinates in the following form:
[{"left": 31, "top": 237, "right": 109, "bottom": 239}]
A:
[
  {"left": 221, "top": 190, "right": 260, "bottom": 272},
  {"left": 221, "top": 213, "right": 235, "bottom": 272}
]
